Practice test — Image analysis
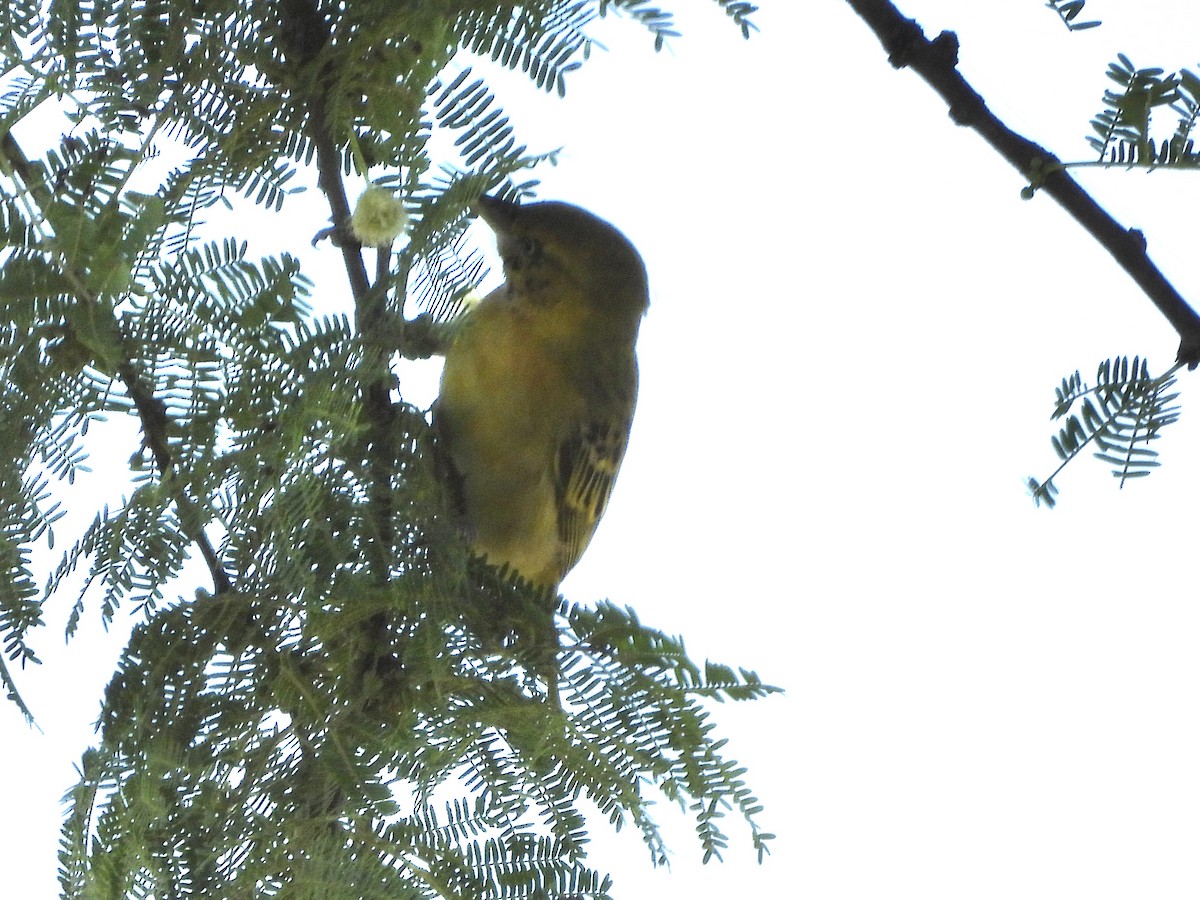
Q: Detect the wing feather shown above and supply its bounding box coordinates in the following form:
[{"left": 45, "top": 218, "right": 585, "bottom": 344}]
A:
[{"left": 554, "top": 416, "right": 632, "bottom": 578}]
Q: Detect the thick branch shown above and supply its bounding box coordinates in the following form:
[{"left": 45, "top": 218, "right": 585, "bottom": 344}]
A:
[{"left": 844, "top": 0, "right": 1200, "bottom": 367}]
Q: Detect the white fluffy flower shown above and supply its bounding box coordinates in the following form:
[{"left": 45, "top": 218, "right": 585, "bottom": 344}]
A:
[{"left": 351, "top": 187, "right": 407, "bottom": 247}]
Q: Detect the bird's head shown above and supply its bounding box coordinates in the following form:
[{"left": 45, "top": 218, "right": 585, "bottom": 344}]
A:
[{"left": 474, "top": 195, "right": 649, "bottom": 320}]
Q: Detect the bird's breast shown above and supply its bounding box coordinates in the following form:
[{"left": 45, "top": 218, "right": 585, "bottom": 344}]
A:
[
  {"left": 436, "top": 296, "right": 588, "bottom": 585},
  {"left": 440, "top": 301, "right": 585, "bottom": 442}
]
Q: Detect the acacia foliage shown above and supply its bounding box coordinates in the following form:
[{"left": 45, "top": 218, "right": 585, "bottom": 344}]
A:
[{"left": 0, "top": 2, "right": 774, "bottom": 897}]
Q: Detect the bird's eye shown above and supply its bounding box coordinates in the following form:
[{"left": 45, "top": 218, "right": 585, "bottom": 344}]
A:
[{"left": 497, "top": 232, "right": 542, "bottom": 271}]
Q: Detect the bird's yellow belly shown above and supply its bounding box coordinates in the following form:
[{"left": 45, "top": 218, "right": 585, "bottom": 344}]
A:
[{"left": 438, "top": 305, "right": 583, "bottom": 585}]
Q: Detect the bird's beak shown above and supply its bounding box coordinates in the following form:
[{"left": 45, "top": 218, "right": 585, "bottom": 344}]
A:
[{"left": 473, "top": 194, "right": 521, "bottom": 231}]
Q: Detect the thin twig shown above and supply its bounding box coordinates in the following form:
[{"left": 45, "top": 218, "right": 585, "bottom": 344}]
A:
[{"left": 844, "top": 0, "right": 1200, "bottom": 367}]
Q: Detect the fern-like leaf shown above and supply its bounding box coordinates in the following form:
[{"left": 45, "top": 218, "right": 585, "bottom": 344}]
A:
[
  {"left": 1046, "top": 0, "right": 1101, "bottom": 32},
  {"left": 1029, "top": 356, "right": 1181, "bottom": 507}
]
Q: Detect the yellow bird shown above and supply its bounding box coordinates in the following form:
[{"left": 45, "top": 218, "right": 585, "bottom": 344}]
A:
[{"left": 434, "top": 195, "right": 648, "bottom": 589}]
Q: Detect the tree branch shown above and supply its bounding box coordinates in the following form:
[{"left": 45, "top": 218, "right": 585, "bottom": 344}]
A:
[
  {"left": 844, "top": 0, "right": 1200, "bottom": 367},
  {"left": 1, "top": 132, "right": 234, "bottom": 595},
  {"left": 115, "top": 361, "right": 233, "bottom": 594},
  {"left": 283, "top": 0, "right": 397, "bottom": 582}
]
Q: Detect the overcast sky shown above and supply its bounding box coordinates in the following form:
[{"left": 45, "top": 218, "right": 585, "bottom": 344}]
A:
[{"left": 6, "top": 2, "right": 1200, "bottom": 897}]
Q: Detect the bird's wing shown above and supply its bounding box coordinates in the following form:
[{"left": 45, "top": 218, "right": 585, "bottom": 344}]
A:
[{"left": 554, "top": 416, "right": 632, "bottom": 579}]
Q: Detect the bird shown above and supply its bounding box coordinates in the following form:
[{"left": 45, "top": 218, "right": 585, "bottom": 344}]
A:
[{"left": 432, "top": 194, "right": 649, "bottom": 591}]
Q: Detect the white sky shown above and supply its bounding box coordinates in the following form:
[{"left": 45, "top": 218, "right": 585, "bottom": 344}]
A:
[{"left": 6, "top": 1, "right": 1200, "bottom": 897}]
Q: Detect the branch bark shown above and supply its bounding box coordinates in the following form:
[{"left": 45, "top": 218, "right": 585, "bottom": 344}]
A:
[{"left": 844, "top": 0, "right": 1200, "bottom": 367}]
